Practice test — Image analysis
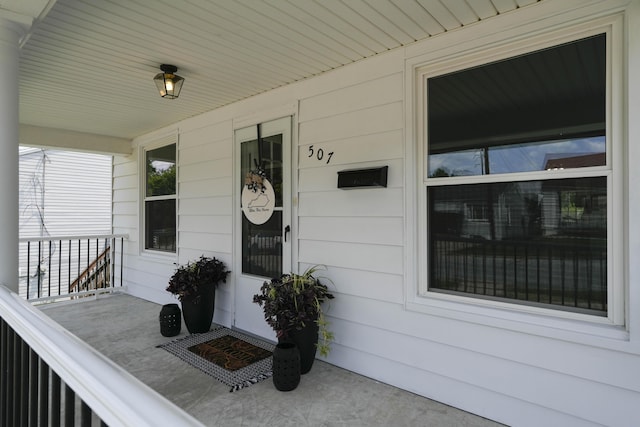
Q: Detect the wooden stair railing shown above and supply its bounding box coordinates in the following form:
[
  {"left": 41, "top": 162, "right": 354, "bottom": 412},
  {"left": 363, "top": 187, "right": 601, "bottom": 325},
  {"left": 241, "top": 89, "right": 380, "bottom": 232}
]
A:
[{"left": 69, "top": 246, "right": 111, "bottom": 293}]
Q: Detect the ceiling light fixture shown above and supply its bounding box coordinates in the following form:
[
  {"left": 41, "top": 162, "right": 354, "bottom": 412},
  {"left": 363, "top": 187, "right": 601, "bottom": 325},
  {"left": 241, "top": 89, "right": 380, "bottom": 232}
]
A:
[{"left": 153, "top": 64, "right": 184, "bottom": 99}]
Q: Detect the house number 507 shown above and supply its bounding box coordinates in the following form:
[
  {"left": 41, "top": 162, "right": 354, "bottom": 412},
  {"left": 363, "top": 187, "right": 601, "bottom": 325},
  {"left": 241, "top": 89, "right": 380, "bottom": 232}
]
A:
[{"left": 308, "top": 145, "right": 334, "bottom": 164}]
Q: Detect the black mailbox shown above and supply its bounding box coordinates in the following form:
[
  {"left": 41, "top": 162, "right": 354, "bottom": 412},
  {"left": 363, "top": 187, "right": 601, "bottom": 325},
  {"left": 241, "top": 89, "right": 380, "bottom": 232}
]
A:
[{"left": 337, "top": 166, "right": 388, "bottom": 189}]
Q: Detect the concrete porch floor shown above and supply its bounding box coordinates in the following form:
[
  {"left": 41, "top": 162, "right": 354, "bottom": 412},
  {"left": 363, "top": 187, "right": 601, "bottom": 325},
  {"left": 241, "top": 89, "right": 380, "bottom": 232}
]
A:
[{"left": 39, "top": 293, "right": 504, "bottom": 427}]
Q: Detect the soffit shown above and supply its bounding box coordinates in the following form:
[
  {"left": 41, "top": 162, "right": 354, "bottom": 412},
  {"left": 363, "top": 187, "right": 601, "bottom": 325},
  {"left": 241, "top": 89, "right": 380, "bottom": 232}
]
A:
[{"left": 19, "top": 0, "right": 539, "bottom": 141}]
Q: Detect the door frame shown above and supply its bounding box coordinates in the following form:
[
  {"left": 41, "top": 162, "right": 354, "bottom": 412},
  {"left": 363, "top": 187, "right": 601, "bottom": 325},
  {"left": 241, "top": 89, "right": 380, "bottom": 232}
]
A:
[{"left": 231, "top": 105, "right": 299, "bottom": 335}]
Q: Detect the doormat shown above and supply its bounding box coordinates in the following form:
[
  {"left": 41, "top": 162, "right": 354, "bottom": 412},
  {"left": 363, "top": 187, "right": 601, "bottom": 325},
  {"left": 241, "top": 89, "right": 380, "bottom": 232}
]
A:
[
  {"left": 188, "top": 334, "right": 272, "bottom": 371},
  {"left": 157, "top": 326, "right": 275, "bottom": 392}
]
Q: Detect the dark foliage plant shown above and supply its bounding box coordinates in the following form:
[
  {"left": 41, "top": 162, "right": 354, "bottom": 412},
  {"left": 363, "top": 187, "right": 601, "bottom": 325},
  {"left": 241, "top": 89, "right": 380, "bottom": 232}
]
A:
[
  {"left": 253, "top": 266, "right": 335, "bottom": 356},
  {"left": 166, "top": 256, "right": 230, "bottom": 303}
]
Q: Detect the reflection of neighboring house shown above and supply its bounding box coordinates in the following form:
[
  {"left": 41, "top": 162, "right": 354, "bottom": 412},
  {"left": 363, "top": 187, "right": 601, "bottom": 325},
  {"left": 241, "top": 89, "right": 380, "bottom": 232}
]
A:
[
  {"left": 543, "top": 153, "right": 608, "bottom": 236},
  {"left": 494, "top": 181, "right": 542, "bottom": 240},
  {"left": 434, "top": 181, "right": 542, "bottom": 241},
  {"left": 249, "top": 232, "right": 282, "bottom": 252},
  {"left": 543, "top": 152, "right": 606, "bottom": 170},
  {"left": 435, "top": 177, "right": 605, "bottom": 241}
]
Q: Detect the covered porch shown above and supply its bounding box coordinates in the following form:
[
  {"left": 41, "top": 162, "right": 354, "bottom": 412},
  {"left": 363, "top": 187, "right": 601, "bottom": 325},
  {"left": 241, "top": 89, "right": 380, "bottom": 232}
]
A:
[
  {"left": 2, "top": 0, "right": 640, "bottom": 426},
  {"left": 38, "top": 293, "right": 501, "bottom": 427}
]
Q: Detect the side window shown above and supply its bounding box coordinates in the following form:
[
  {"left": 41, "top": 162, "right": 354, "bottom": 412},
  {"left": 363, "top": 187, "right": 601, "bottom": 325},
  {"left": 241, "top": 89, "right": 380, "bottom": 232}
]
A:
[
  {"left": 144, "top": 143, "right": 176, "bottom": 253},
  {"left": 423, "top": 33, "right": 610, "bottom": 317}
]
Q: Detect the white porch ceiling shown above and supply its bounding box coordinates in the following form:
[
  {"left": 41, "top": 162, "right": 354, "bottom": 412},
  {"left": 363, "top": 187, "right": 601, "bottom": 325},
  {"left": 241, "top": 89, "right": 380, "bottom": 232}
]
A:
[{"left": 18, "top": 0, "right": 540, "bottom": 141}]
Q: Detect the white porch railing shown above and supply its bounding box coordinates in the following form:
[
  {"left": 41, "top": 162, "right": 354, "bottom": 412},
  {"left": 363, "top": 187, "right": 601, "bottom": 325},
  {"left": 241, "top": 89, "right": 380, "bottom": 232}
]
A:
[
  {"left": 0, "top": 285, "right": 204, "bottom": 426},
  {"left": 19, "top": 234, "right": 126, "bottom": 303}
]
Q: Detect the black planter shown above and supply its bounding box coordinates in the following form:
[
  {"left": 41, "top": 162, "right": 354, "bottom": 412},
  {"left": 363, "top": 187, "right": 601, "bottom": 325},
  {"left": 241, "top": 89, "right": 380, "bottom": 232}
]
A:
[
  {"left": 286, "top": 321, "right": 319, "bottom": 374},
  {"left": 272, "top": 342, "right": 300, "bottom": 391},
  {"left": 181, "top": 285, "right": 215, "bottom": 334},
  {"left": 159, "top": 303, "right": 181, "bottom": 337}
]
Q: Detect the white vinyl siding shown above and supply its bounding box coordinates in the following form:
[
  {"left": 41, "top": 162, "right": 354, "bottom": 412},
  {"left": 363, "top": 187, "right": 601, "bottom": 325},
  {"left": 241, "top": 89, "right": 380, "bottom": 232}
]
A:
[
  {"left": 19, "top": 149, "right": 111, "bottom": 237},
  {"left": 298, "top": 73, "right": 404, "bottom": 285},
  {"left": 179, "top": 120, "right": 235, "bottom": 327}
]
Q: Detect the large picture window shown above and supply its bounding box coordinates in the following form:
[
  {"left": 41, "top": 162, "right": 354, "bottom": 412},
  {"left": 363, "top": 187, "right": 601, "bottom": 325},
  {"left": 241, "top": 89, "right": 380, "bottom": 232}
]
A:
[
  {"left": 144, "top": 143, "right": 176, "bottom": 253},
  {"left": 422, "top": 33, "right": 614, "bottom": 317}
]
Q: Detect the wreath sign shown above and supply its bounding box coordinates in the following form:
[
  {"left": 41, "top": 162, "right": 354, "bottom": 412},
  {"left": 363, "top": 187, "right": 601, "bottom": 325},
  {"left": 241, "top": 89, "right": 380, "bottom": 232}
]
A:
[{"left": 241, "top": 167, "right": 275, "bottom": 225}]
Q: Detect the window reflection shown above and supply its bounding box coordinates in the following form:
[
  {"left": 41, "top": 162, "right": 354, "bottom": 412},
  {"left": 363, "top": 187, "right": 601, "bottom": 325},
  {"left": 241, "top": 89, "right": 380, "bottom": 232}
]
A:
[
  {"left": 428, "top": 177, "right": 607, "bottom": 314},
  {"left": 424, "top": 33, "right": 609, "bottom": 315},
  {"left": 242, "top": 212, "right": 282, "bottom": 279},
  {"left": 145, "top": 199, "right": 176, "bottom": 252},
  {"left": 146, "top": 144, "right": 176, "bottom": 196},
  {"left": 429, "top": 136, "right": 605, "bottom": 177},
  {"left": 144, "top": 143, "right": 176, "bottom": 252},
  {"left": 427, "top": 34, "right": 606, "bottom": 179}
]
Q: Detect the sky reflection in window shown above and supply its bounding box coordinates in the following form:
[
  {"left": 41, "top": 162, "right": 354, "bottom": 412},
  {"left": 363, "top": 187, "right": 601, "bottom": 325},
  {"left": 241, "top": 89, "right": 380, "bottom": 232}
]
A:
[{"left": 428, "top": 136, "right": 605, "bottom": 177}]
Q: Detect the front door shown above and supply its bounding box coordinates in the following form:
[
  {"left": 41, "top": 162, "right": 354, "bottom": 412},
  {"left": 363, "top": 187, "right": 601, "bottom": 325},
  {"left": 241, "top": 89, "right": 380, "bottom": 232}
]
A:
[{"left": 234, "top": 116, "right": 292, "bottom": 339}]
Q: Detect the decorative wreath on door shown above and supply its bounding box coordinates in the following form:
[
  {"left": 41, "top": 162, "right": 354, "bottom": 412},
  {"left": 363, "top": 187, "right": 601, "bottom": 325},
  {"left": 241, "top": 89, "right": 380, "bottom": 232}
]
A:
[{"left": 244, "top": 167, "right": 267, "bottom": 193}]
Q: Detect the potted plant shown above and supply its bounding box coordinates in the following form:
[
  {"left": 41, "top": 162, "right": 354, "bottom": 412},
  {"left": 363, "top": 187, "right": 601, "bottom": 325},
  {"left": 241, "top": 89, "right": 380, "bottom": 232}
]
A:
[
  {"left": 253, "top": 265, "right": 335, "bottom": 374},
  {"left": 166, "top": 255, "right": 230, "bottom": 333}
]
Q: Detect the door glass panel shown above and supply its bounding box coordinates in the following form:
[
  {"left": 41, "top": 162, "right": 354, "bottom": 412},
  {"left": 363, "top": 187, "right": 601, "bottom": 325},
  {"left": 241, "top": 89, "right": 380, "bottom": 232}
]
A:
[
  {"left": 241, "top": 133, "right": 283, "bottom": 278},
  {"left": 242, "top": 211, "right": 282, "bottom": 278}
]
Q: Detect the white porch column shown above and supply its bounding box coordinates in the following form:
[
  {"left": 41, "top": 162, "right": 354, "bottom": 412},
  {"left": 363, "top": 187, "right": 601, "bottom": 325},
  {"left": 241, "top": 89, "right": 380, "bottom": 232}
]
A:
[{"left": 0, "top": 18, "right": 21, "bottom": 292}]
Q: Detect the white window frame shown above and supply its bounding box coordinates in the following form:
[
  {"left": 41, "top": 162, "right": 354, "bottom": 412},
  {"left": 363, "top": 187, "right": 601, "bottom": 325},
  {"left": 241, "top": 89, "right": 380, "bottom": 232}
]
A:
[
  {"left": 139, "top": 132, "right": 178, "bottom": 257},
  {"left": 406, "top": 15, "right": 626, "bottom": 341}
]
